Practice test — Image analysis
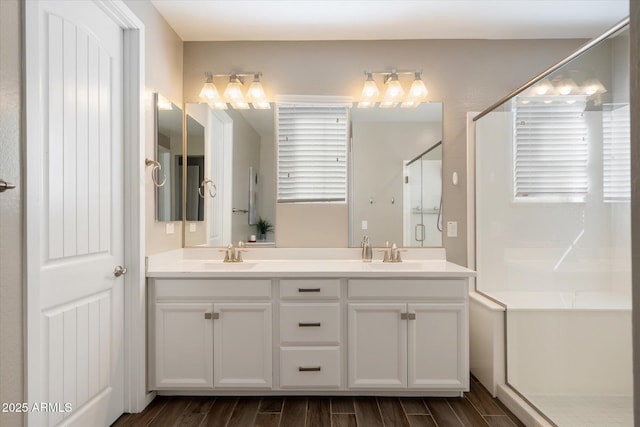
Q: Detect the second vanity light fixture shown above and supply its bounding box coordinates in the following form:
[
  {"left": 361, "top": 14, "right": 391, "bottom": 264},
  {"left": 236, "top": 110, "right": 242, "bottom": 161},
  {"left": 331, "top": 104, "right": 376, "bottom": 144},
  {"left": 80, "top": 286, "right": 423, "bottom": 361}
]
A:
[
  {"left": 199, "top": 71, "right": 270, "bottom": 110},
  {"left": 358, "top": 69, "right": 429, "bottom": 109}
]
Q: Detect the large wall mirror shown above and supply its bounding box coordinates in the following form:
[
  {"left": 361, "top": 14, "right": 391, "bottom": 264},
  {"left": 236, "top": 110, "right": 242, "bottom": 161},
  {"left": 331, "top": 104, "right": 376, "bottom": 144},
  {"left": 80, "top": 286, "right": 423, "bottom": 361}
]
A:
[
  {"left": 155, "top": 93, "right": 183, "bottom": 222},
  {"left": 182, "top": 101, "right": 442, "bottom": 247},
  {"left": 350, "top": 103, "right": 443, "bottom": 247}
]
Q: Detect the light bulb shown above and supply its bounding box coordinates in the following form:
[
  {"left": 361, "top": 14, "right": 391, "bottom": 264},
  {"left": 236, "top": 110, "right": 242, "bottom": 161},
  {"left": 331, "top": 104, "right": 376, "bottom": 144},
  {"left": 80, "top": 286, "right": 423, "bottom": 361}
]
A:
[
  {"left": 199, "top": 82, "right": 219, "bottom": 101},
  {"left": 557, "top": 78, "right": 577, "bottom": 95},
  {"left": 408, "top": 73, "right": 428, "bottom": 100},
  {"left": 534, "top": 79, "right": 553, "bottom": 96},
  {"left": 223, "top": 75, "right": 244, "bottom": 101}
]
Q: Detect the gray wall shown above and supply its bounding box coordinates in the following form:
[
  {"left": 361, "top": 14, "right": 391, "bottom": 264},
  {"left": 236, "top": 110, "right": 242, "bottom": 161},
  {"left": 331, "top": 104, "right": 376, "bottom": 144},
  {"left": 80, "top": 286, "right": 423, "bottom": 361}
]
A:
[
  {"left": 183, "top": 39, "right": 585, "bottom": 264},
  {"left": 0, "top": 1, "right": 23, "bottom": 425},
  {"left": 124, "top": 0, "right": 184, "bottom": 255}
]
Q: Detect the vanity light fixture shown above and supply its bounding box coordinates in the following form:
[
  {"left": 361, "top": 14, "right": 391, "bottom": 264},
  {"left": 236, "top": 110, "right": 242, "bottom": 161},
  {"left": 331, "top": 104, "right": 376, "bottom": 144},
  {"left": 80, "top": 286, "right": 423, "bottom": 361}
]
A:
[
  {"left": 357, "top": 69, "right": 429, "bottom": 108},
  {"left": 357, "top": 72, "right": 380, "bottom": 108},
  {"left": 198, "top": 71, "right": 271, "bottom": 110}
]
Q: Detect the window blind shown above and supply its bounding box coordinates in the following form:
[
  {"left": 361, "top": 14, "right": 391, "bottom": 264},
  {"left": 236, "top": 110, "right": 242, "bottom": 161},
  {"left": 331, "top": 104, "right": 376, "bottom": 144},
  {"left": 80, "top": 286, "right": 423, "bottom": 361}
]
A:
[
  {"left": 514, "top": 101, "right": 588, "bottom": 201},
  {"left": 277, "top": 103, "right": 349, "bottom": 203},
  {"left": 603, "top": 104, "right": 630, "bottom": 202}
]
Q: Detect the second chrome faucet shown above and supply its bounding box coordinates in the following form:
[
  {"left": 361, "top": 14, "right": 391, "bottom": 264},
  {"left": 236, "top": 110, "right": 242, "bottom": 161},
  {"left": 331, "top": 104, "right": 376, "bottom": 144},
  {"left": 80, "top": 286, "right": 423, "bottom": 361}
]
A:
[{"left": 378, "top": 241, "right": 406, "bottom": 262}]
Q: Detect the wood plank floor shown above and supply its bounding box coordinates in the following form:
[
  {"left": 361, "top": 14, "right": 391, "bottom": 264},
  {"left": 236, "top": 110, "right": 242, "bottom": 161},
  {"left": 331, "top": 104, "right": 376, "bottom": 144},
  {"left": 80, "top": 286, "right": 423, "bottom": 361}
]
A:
[{"left": 113, "top": 377, "right": 524, "bottom": 427}]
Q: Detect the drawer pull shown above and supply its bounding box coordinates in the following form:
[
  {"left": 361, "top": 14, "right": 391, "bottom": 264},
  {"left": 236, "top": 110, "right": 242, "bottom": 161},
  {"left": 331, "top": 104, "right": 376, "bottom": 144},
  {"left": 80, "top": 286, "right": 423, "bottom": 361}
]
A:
[
  {"left": 400, "top": 313, "right": 416, "bottom": 320},
  {"left": 298, "top": 288, "right": 321, "bottom": 293},
  {"left": 204, "top": 312, "right": 219, "bottom": 320},
  {"left": 298, "top": 322, "right": 321, "bottom": 327},
  {"left": 298, "top": 366, "right": 322, "bottom": 372}
]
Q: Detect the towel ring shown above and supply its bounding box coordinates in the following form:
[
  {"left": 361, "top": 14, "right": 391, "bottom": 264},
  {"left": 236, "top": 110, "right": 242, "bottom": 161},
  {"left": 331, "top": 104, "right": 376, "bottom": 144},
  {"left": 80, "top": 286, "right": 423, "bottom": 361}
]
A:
[
  {"left": 198, "top": 178, "right": 217, "bottom": 199},
  {"left": 145, "top": 158, "right": 166, "bottom": 187}
]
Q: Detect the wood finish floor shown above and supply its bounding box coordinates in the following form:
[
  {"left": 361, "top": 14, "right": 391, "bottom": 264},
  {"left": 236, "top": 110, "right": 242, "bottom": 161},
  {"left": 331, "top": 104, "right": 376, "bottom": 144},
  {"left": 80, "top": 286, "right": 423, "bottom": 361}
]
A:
[{"left": 112, "top": 377, "right": 524, "bottom": 427}]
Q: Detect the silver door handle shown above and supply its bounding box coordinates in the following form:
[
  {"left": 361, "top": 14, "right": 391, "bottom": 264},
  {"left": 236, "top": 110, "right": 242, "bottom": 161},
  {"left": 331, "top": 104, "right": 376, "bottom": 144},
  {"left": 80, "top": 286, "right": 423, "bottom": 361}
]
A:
[
  {"left": 113, "top": 265, "right": 127, "bottom": 277},
  {"left": 0, "top": 180, "right": 16, "bottom": 193},
  {"left": 414, "top": 224, "right": 425, "bottom": 242}
]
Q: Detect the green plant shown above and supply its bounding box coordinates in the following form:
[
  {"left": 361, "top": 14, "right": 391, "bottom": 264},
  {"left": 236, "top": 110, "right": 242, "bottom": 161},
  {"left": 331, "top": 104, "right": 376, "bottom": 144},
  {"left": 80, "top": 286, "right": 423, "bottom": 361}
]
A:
[{"left": 256, "top": 217, "right": 274, "bottom": 235}]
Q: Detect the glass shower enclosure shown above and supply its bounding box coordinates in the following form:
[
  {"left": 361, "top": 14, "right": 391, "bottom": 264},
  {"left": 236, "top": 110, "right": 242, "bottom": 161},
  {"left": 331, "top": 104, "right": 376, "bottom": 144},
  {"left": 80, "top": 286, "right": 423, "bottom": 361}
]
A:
[
  {"left": 403, "top": 142, "right": 442, "bottom": 247},
  {"left": 474, "top": 19, "right": 632, "bottom": 427}
]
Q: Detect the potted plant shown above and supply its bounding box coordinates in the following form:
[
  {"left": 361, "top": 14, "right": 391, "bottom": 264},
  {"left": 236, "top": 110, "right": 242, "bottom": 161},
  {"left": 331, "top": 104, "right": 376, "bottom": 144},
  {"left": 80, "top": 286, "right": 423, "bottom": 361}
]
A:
[{"left": 256, "top": 217, "right": 273, "bottom": 241}]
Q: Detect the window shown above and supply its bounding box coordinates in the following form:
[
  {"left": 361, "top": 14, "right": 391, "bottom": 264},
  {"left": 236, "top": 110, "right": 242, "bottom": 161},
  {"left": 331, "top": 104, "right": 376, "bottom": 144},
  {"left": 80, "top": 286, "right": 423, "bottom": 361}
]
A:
[
  {"left": 277, "top": 102, "right": 349, "bottom": 203},
  {"left": 603, "top": 104, "right": 630, "bottom": 202},
  {"left": 513, "top": 100, "right": 588, "bottom": 201}
]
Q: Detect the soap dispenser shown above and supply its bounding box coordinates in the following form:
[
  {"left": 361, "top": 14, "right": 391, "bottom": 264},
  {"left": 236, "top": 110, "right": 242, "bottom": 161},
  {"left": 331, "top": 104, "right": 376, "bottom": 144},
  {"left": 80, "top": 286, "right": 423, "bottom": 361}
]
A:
[{"left": 361, "top": 235, "right": 372, "bottom": 262}]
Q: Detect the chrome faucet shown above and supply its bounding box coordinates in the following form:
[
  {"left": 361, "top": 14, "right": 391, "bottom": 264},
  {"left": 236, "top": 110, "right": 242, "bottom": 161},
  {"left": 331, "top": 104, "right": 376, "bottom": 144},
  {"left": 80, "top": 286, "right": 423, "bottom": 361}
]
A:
[{"left": 221, "top": 241, "right": 247, "bottom": 262}]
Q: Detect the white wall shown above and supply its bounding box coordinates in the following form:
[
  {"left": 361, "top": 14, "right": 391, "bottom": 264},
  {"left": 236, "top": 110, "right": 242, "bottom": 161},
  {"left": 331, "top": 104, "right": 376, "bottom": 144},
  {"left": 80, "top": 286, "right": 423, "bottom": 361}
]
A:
[
  {"left": 183, "top": 39, "right": 585, "bottom": 261},
  {"left": 124, "top": 0, "right": 184, "bottom": 255}
]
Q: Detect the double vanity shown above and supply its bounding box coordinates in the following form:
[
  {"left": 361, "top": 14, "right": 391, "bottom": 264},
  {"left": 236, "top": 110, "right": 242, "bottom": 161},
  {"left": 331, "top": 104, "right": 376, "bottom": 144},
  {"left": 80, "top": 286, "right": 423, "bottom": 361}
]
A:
[{"left": 146, "top": 248, "right": 474, "bottom": 397}]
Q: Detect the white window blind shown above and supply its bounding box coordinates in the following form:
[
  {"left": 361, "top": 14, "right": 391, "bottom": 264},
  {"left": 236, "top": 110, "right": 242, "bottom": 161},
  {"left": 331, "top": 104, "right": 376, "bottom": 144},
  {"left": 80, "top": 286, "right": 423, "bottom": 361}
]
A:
[
  {"left": 277, "top": 103, "right": 349, "bottom": 203},
  {"left": 514, "top": 101, "right": 588, "bottom": 201},
  {"left": 603, "top": 104, "right": 630, "bottom": 202}
]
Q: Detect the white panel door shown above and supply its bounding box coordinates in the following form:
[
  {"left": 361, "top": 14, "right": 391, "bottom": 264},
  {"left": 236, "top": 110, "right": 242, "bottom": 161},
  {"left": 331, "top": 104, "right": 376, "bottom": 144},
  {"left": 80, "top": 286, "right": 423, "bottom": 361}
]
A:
[
  {"left": 348, "top": 303, "right": 407, "bottom": 389},
  {"left": 26, "top": 1, "right": 125, "bottom": 425},
  {"left": 213, "top": 303, "right": 272, "bottom": 388},
  {"left": 408, "top": 303, "right": 467, "bottom": 389},
  {"left": 155, "top": 303, "right": 214, "bottom": 389}
]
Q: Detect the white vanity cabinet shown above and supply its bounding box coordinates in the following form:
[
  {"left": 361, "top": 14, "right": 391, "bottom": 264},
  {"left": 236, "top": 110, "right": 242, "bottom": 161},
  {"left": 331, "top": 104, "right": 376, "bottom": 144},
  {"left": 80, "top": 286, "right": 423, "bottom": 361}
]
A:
[
  {"left": 347, "top": 279, "right": 468, "bottom": 391},
  {"left": 146, "top": 256, "right": 473, "bottom": 396},
  {"left": 149, "top": 279, "right": 272, "bottom": 390}
]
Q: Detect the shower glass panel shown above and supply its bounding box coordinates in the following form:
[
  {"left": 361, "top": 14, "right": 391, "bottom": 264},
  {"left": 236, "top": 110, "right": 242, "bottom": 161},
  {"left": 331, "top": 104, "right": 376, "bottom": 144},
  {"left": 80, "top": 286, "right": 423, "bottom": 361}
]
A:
[
  {"left": 475, "top": 21, "right": 631, "bottom": 427},
  {"left": 403, "top": 143, "right": 442, "bottom": 247}
]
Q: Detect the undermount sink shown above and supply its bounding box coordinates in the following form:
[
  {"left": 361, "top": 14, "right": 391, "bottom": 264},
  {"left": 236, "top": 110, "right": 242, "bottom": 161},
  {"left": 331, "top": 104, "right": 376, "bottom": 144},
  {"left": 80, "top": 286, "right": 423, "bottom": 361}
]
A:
[
  {"left": 366, "top": 262, "right": 424, "bottom": 270},
  {"left": 203, "top": 262, "right": 258, "bottom": 270}
]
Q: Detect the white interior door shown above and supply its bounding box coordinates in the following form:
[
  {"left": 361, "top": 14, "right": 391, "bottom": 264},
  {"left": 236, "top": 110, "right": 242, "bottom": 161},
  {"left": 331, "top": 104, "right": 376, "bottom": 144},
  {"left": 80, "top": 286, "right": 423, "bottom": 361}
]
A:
[
  {"left": 208, "top": 110, "right": 233, "bottom": 246},
  {"left": 26, "top": 1, "right": 125, "bottom": 425}
]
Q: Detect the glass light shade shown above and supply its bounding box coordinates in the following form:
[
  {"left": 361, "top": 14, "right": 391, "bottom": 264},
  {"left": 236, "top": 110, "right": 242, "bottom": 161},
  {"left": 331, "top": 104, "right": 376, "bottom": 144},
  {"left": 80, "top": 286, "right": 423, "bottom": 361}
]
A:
[
  {"left": 534, "top": 79, "right": 553, "bottom": 96},
  {"left": 199, "top": 82, "right": 219, "bottom": 101},
  {"left": 582, "top": 79, "right": 606, "bottom": 95},
  {"left": 408, "top": 79, "right": 428, "bottom": 100},
  {"left": 379, "top": 99, "right": 398, "bottom": 108},
  {"left": 230, "top": 101, "right": 250, "bottom": 110},
  {"left": 207, "top": 100, "right": 227, "bottom": 110},
  {"left": 252, "top": 101, "right": 271, "bottom": 110},
  {"left": 361, "top": 79, "right": 380, "bottom": 100},
  {"left": 357, "top": 100, "right": 375, "bottom": 108},
  {"left": 383, "top": 79, "right": 404, "bottom": 103},
  {"left": 247, "top": 81, "right": 267, "bottom": 102},
  {"left": 223, "top": 80, "right": 244, "bottom": 101},
  {"left": 401, "top": 99, "right": 421, "bottom": 108},
  {"left": 557, "top": 78, "right": 577, "bottom": 95}
]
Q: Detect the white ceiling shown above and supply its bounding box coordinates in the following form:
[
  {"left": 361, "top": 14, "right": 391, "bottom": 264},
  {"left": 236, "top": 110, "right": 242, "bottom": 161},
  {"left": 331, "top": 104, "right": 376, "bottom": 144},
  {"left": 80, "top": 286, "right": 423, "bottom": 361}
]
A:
[{"left": 150, "top": 0, "right": 628, "bottom": 41}]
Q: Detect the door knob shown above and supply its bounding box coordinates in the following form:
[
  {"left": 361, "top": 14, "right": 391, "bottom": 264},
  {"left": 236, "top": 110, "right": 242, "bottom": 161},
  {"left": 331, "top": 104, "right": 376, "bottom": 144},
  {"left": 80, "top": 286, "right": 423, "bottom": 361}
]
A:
[
  {"left": 113, "top": 265, "right": 128, "bottom": 277},
  {"left": 0, "top": 180, "right": 16, "bottom": 193}
]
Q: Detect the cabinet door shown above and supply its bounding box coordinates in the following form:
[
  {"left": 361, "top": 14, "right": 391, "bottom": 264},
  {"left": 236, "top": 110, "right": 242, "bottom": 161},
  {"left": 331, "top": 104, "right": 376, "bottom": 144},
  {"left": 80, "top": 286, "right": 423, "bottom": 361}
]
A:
[
  {"left": 348, "top": 303, "right": 407, "bottom": 388},
  {"left": 154, "top": 302, "right": 214, "bottom": 388},
  {"left": 214, "top": 303, "right": 272, "bottom": 388},
  {"left": 408, "top": 303, "right": 467, "bottom": 389}
]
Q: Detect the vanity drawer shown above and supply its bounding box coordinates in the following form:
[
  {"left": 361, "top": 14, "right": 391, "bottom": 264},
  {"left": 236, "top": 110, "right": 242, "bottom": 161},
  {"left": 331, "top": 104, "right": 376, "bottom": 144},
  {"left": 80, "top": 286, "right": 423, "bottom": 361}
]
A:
[
  {"left": 348, "top": 279, "right": 466, "bottom": 299},
  {"left": 153, "top": 279, "right": 271, "bottom": 300},
  {"left": 280, "top": 279, "right": 340, "bottom": 300},
  {"left": 280, "top": 347, "right": 341, "bottom": 388},
  {"left": 280, "top": 303, "right": 340, "bottom": 345}
]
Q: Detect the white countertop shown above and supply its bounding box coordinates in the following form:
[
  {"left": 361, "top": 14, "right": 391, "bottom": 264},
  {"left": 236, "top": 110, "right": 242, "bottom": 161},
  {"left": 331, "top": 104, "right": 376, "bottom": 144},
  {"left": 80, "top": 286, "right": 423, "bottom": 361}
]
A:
[{"left": 146, "top": 248, "right": 476, "bottom": 279}]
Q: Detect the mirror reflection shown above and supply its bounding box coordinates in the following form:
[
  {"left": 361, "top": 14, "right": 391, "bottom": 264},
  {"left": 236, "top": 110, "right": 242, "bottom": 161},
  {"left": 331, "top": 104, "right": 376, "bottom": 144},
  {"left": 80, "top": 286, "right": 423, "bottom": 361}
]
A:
[
  {"left": 183, "top": 103, "right": 276, "bottom": 247},
  {"left": 155, "top": 94, "right": 183, "bottom": 222},
  {"left": 182, "top": 101, "right": 443, "bottom": 247},
  {"left": 350, "top": 103, "right": 443, "bottom": 247}
]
